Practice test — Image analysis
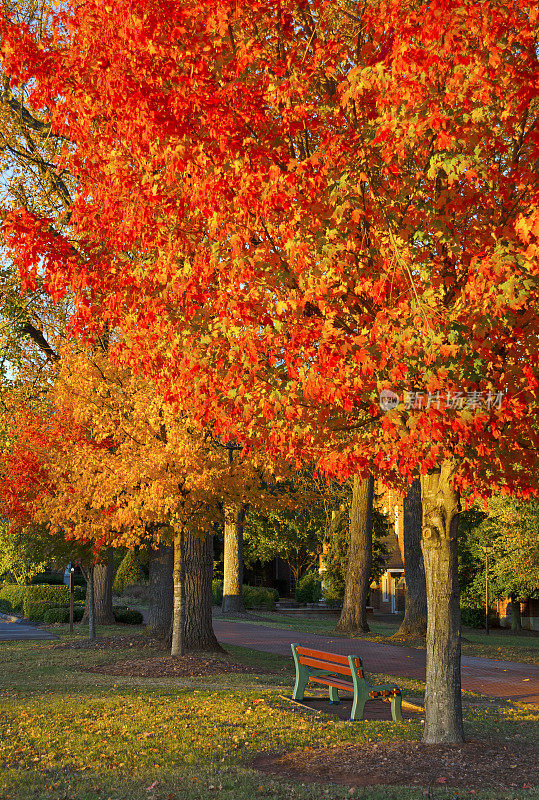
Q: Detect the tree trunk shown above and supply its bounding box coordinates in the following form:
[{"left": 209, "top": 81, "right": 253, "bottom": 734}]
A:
[
  {"left": 394, "top": 479, "right": 427, "bottom": 639},
  {"left": 87, "top": 565, "right": 96, "bottom": 641},
  {"left": 147, "top": 543, "right": 174, "bottom": 639},
  {"left": 82, "top": 549, "right": 115, "bottom": 625},
  {"left": 171, "top": 532, "right": 186, "bottom": 656},
  {"left": 421, "top": 460, "right": 465, "bottom": 744},
  {"left": 222, "top": 503, "right": 246, "bottom": 613},
  {"left": 336, "top": 475, "right": 373, "bottom": 634},
  {"left": 510, "top": 593, "right": 522, "bottom": 633},
  {"left": 171, "top": 532, "right": 221, "bottom": 654}
]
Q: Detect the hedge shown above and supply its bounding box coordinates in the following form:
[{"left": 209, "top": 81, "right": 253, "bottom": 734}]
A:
[
  {"left": 113, "top": 606, "right": 144, "bottom": 624},
  {"left": 0, "top": 598, "right": 13, "bottom": 614},
  {"left": 460, "top": 606, "right": 499, "bottom": 629},
  {"left": 243, "top": 585, "right": 278, "bottom": 610},
  {"left": 212, "top": 580, "right": 278, "bottom": 610},
  {"left": 30, "top": 573, "right": 64, "bottom": 586},
  {"left": 212, "top": 579, "right": 224, "bottom": 605},
  {"left": 0, "top": 584, "right": 84, "bottom": 616},
  {"left": 0, "top": 584, "right": 27, "bottom": 612},
  {"left": 26, "top": 601, "right": 85, "bottom": 623},
  {"left": 43, "top": 606, "right": 70, "bottom": 624},
  {"left": 295, "top": 571, "right": 322, "bottom": 604},
  {"left": 32, "top": 572, "right": 86, "bottom": 587},
  {"left": 22, "top": 584, "right": 84, "bottom": 616}
]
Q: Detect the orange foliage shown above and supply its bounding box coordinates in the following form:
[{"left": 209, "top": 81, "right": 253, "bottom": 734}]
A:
[{"left": 0, "top": 346, "right": 286, "bottom": 551}]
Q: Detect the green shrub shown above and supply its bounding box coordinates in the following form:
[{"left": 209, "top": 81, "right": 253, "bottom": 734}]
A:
[
  {"left": 461, "top": 606, "right": 485, "bottom": 628},
  {"left": 29, "top": 601, "right": 85, "bottom": 624},
  {"left": 213, "top": 581, "right": 277, "bottom": 609},
  {"left": 0, "top": 584, "right": 27, "bottom": 612},
  {"left": 113, "top": 606, "right": 144, "bottom": 624},
  {"left": 22, "top": 584, "right": 84, "bottom": 616},
  {"left": 25, "top": 600, "right": 57, "bottom": 622},
  {"left": 31, "top": 572, "right": 64, "bottom": 586},
  {"left": 0, "top": 598, "right": 13, "bottom": 614},
  {"left": 43, "top": 605, "right": 69, "bottom": 624},
  {"left": 212, "top": 579, "right": 224, "bottom": 605},
  {"left": 113, "top": 551, "right": 143, "bottom": 594},
  {"left": 461, "top": 606, "right": 499, "bottom": 628},
  {"left": 295, "top": 571, "right": 322, "bottom": 604},
  {"left": 242, "top": 585, "right": 277, "bottom": 610},
  {"left": 32, "top": 571, "right": 86, "bottom": 587}
]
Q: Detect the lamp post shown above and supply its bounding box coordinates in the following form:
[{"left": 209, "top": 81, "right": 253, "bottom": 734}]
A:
[
  {"left": 482, "top": 546, "right": 493, "bottom": 635},
  {"left": 69, "top": 567, "right": 75, "bottom": 633}
]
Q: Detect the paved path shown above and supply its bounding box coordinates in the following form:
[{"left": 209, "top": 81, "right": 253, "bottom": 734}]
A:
[
  {"left": 213, "top": 619, "right": 539, "bottom": 706},
  {"left": 0, "top": 614, "right": 56, "bottom": 641}
]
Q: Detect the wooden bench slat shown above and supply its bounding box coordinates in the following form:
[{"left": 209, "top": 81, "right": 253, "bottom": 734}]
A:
[
  {"left": 310, "top": 676, "right": 354, "bottom": 691},
  {"left": 298, "top": 656, "right": 354, "bottom": 676},
  {"left": 291, "top": 642, "right": 403, "bottom": 723},
  {"left": 296, "top": 646, "right": 350, "bottom": 665}
]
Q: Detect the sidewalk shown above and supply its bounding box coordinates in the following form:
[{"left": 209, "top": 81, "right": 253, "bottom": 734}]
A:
[
  {"left": 213, "top": 619, "right": 539, "bottom": 706},
  {"left": 0, "top": 612, "right": 56, "bottom": 641}
]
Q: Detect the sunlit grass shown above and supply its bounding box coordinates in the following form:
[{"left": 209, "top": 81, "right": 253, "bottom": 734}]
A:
[{"left": 0, "top": 628, "right": 537, "bottom": 800}]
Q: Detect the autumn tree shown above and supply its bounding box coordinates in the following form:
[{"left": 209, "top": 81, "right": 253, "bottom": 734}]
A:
[
  {"left": 0, "top": 343, "right": 286, "bottom": 651},
  {"left": 1, "top": 0, "right": 538, "bottom": 743},
  {"left": 393, "top": 479, "right": 427, "bottom": 639},
  {"left": 0, "top": 520, "right": 46, "bottom": 584},
  {"left": 147, "top": 539, "right": 174, "bottom": 639},
  {"left": 323, "top": 494, "right": 390, "bottom": 607}
]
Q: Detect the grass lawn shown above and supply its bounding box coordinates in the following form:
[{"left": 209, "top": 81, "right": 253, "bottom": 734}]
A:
[
  {"left": 0, "top": 624, "right": 537, "bottom": 800},
  {"left": 224, "top": 611, "right": 539, "bottom": 665}
]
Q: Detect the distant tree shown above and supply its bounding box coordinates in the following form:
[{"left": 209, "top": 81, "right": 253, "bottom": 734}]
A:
[
  {"left": 113, "top": 549, "right": 143, "bottom": 595},
  {"left": 460, "top": 496, "right": 539, "bottom": 632},
  {"left": 243, "top": 471, "right": 348, "bottom": 589},
  {"left": 393, "top": 480, "right": 427, "bottom": 639},
  {"left": 244, "top": 504, "right": 325, "bottom": 588},
  {"left": 0, "top": 521, "right": 47, "bottom": 584},
  {"left": 323, "top": 499, "right": 391, "bottom": 605}
]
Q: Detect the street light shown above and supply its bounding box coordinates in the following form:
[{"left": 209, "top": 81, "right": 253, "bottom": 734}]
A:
[
  {"left": 482, "top": 546, "right": 493, "bottom": 635},
  {"left": 69, "top": 568, "right": 75, "bottom": 633}
]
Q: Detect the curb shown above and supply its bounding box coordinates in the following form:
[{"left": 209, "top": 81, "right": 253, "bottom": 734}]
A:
[
  {"left": 0, "top": 611, "right": 20, "bottom": 623},
  {"left": 402, "top": 700, "right": 425, "bottom": 714}
]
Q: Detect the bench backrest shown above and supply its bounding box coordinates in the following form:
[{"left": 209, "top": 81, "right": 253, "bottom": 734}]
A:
[{"left": 294, "top": 644, "right": 365, "bottom": 680}]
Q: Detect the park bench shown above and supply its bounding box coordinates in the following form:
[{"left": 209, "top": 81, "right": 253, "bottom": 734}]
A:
[{"left": 291, "top": 643, "right": 403, "bottom": 722}]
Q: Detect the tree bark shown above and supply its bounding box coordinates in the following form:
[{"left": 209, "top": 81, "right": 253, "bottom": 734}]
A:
[
  {"left": 336, "top": 475, "right": 373, "bottom": 634},
  {"left": 394, "top": 479, "right": 427, "bottom": 639},
  {"left": 171, "top": 532, "right": 186, "bottom": 656},
  {"left": 510, "top": 593, "right": 522, "bottom": 633},
  {"left": 421, "top": 460, "right": 465, "bottom": 744},
  {"left": 222, "top": 503, "right": 246, "bottom": 613},
  {"left": 147, "top": 543, "right": 174, "bottom": 639},
  {"left": 170, "top": 532, "right": 221, "bottom": 654},
  {"left": 82, "top": 548, "right": 115, "bottom": 625},
  {"left": 87, "top": 565, "right": 96, "bottom": 641}
]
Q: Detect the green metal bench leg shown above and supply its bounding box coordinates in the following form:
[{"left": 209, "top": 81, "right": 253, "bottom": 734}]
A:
[
  {"left": 292, "top": 672, "right": 309, "bottom": 701},
  {"left": 390, "top": 693, "right": 403, "bottom": 722},
  {"left": 350, "top": 689, "right": 367, "bottom": 721},
  {"left": 329, "top": 685, "right": 340, "bottom": 704},
  {"left": 291, "top": 643, "right": 309, "bottom": 701}
]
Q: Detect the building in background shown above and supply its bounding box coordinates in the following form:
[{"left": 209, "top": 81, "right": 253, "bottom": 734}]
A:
[{"left": 368, "top": 487, "right": 406, "bottom": 614}]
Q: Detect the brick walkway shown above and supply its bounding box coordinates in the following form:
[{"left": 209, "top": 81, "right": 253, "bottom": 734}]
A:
[{"left": 213, "top": 619, "right": 539, "bottom": 706}]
